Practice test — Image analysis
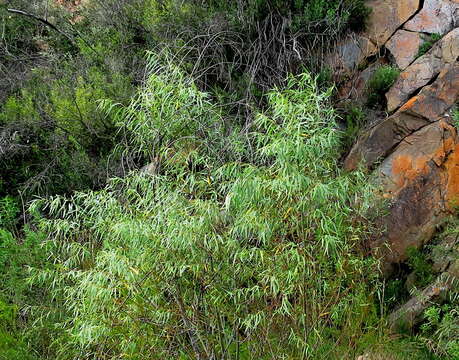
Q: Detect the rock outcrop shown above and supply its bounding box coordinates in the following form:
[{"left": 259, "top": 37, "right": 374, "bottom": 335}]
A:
[
  {"left": 340, "top": 0, "right": 459, "bottom": 271},
  {"left": 404, "top": 0, "right": 459, "bottom": 35},
  {"left": 386, "top": 28, "right": 459, "bottom": 112},
  {"left": 366, "top": 0, "right": 420, "bottom": 46},
  {"left": 385, "top": 30, "right": 423, "bottom": 70},
  {"left": 329, "top": 34, "right": 378, "bottom": 76},
  {"left": 344, "top": 63, "right": 459, "bottom": 171},
  {"left": 371, "top": 119, "right": 459, "bottom": 269}
]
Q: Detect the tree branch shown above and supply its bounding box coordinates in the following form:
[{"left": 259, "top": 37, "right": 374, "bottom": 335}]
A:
[{"left": 7, "top": 8, "right": 74, "bottom": 44}]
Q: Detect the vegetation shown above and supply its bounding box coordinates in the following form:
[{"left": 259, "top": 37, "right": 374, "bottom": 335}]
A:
[
  {"left": 341, "top": 105, "right": 367, "bottom": 151},
  {"left": 416, "top": 33, "right": 442, "bottom": 59},
  {"left": 418, "top": 215, "right": 459, "bottom": 359},
  {"left": 366, "top": 65, "right": 400, "bottom": 109},
  {"left": 420, "top": 303, "right": 459, "bottom": 358},
  {"left": 406, "top": 247, "right": 435, "bottom": 289},
  {"left": 452, "top": 105, "right": 459, "bottom": 128},
  {"left": 21, "top": 67, "right": 384, "bottom": 359},
  {"left": 0, "top": 0, "right": 457, "bottom": 359}
]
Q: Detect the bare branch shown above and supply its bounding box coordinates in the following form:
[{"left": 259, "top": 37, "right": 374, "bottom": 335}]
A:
[{"left": 7, "top": 8, "right": 75, "bottom": 44}]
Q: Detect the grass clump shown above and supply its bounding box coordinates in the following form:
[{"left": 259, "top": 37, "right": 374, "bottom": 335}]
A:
[
  {"left": 419, "top": 303, "right": 459, "bottom": 359},
  {"left": 366, "top": 66, "right": 400, "bottom": 109},
  {"left": 417, "top": 33, "right": 442, "bottom": 58}
]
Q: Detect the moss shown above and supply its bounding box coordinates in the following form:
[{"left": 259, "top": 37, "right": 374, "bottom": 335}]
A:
[{"left": 452, "top": 105, "right": 459, "bottom": 129}]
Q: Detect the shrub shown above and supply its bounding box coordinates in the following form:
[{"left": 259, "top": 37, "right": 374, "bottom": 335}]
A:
[
  {"left": 366, "top": 66, "right": 400, "bottom": 109},
  {"left": 419, "top": 303, "right": 459, "bottom": 359},
  {"left": 292, "top": 0, "right": 371, "bottom": 32},
  {"left": 139, "top": 0, "right": 371, "bottom": 116},
  {"left": 0, "top": 197, "right": 20, "bottom": 233},
  {"left": 27, "top": 60, "right": 382, "bottom": 359},
  {"left": 0, "top": 228, "right": 51, "bottom": 359},
  {"left": 0, "top": 62, "right": 133, "bottom": 198},
  {"left": 406, "top": 247, "right": 434, "bottom": 289}
]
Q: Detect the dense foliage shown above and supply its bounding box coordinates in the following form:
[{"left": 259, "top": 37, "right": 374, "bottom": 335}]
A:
[
  {"left": 25, "top": 66, "right": 382, "bottom": 359},
  {"left": 1, "top": 0, "right": 371, "bottom": 200},
  {"left": 1, "top": 1, "right": 458, "bottom": 359}
]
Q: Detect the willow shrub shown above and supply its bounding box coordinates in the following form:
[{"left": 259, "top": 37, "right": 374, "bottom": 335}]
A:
[{"left": 29, "top": 58, "right": 382, "bottom": 359}]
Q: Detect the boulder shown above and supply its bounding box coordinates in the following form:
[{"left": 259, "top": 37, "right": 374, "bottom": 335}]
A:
[
  {"left": 371, "top": 120, "right": 459, "bottom": 268},
  {"left": 344, "top": 63, "right": 458, "bottom": 171},
  {"left": 388, "top": 267, "right": 458, "bottom": 330},
  {"left": 366, "top": 0, "right": 420, "bottom": 46},
  {"left": 385, "top": 30, "right": 423, "bottom": 70},
  {"left": 398, "top": 63, "right": 459, "bottom": 120},
  {"left": 404, "top": 0, "right": 459, "bottom": 35},
  {"left": 386, "top": 27, "right": 459, "bottom": 112},
  {"left": 344, "top": 112, "right": 429, "bottom": 170},
  {"left": 328, "top": 34, "right": 377, "bottom": 76}
]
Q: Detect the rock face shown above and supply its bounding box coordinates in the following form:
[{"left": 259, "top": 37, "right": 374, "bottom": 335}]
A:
[
  {"left": 339, "top": 0, "right": 459, "bottom": 270},
  {"left": 345, "top": 62, "right": 459, "bottom": 269},
  {"left": 366, "top": 0, "right": 420, "bottom": 46},
  {"left": 399, "top": 63, "right": 459, "bottom": 119},
  {"left": 328, "top": 34, "right": 377, "bottom": 76},
  {"left": 404, "top": 0, "right": 459, "bottom": 35},
  {"left": 372, "top": 120, "right": 459, "bottom": 268},
  {"left": 385, "top": 30, "right": 423, "bottom": 70},
  {"left": 386, "top": 28, "right": 459, "bottom": 111},
  {"left": 345, "top": 63, "right": 459, "bottom": 171},
  {"left": 386, "top": 27, "right": 459, "bottom": 112}
]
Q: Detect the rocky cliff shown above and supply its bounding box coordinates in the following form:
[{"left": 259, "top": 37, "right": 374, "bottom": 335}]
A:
[{"left": 335, "top": 0, "right": 459, "bottom": 273}]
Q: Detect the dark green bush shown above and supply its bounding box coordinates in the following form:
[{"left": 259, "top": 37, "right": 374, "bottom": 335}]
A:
[
  {"left": 139, "top": 0, "right": 371, "bottom": 112},
  {"left": 366, "top": 66, "right": 400, "bottom": 108},
  {"left": 0, "top": 197, "right": 19, "bottom": 233},
  {"left": 1, "top": 0, "right": 372, "bottom": 203},
  {"left": 0, "top": 228, "right": 52, "bottom": 359},
  {"left": 0, "top": 61, "right": 133, "bottom": 198}
]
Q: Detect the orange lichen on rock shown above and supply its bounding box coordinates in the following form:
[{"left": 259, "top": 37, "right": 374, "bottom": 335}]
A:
[
  {"left": 391, "top": 153, "right": 430, "bottom": 187},
  {"left": 432, "top": 136, "right": 455, "bottom": 165},
  {"left": 399, "top": 96, "right": 419, "bottom": 112},
  {"left": 444, "top": 143, "right": 459, "bottom": 209}
]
